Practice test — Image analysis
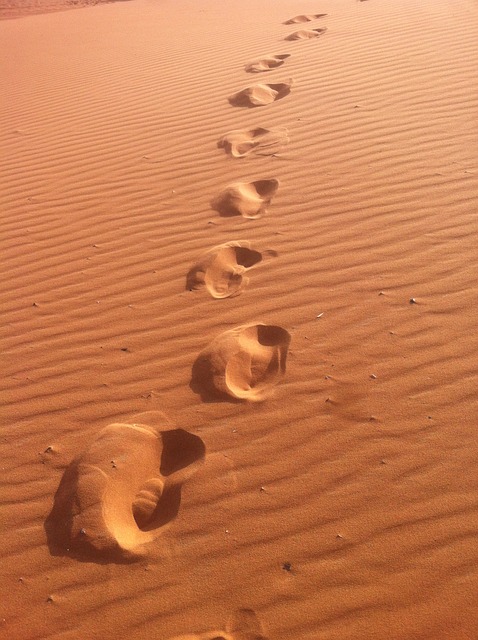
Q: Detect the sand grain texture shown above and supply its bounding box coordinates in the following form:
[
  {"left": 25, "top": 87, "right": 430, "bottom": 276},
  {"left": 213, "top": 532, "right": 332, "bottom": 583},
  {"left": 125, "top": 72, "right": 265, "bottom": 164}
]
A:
[{"left": 1, "top": 0, "right": 478, "bottom": 638}]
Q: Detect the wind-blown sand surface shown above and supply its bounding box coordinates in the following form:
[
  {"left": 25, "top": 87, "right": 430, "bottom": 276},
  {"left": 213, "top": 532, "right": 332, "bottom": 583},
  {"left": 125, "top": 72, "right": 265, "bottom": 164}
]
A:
[{"left": 1, "top": 0, "right": 478, "bottom": 638}]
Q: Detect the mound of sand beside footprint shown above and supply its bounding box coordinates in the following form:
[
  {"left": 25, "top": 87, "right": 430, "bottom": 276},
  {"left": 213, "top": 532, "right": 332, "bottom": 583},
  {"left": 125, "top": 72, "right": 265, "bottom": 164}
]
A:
[
  {"left": 46, "top": 422, "right": 205, "bottom": 560},
  {"left": 244, "top": 54, "right": 290, "bottom": 73},
  {"left": 285, "top": 28, "right": 327, "bottom": 40},
  {"left": 228, "top": 82, "right": 291, "bottom": 108},
  {"left": 191, "top": 324, "right": 291, "bottom": 402},
  {"left": 169, "top": 608, "right": 268, "bottom": 640},
  {"left": 217, "top": 127, "right": 289, "bottom": 158},
  {"left": 283, "top": 14, "right": 327, "bottom": 25},
  {"left": 211, "top": 179, "right": 279, "bottom": 219},
  {"left": 186, "top": 241, "right": 265, "bottom": 299}
]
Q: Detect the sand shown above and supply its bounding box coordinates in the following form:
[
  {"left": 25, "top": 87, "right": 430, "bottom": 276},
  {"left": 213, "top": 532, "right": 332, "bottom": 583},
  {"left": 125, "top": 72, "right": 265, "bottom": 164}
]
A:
[{"left": 1, "top": 0, "right": 478, "bottom": 638}]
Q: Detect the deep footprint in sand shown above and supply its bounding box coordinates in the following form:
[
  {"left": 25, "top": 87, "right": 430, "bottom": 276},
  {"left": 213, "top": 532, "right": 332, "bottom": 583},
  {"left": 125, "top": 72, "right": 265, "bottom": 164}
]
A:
[
  {"left": 169, "top": 608, "right": 268, "bottom": 640},
  {"left": 211, "top": 179, "right": 279, "bottom": 219},
  {"left": 46, "top": 420, "right": 205, "bottom": 561},
  {"left": 245, "top": 54, "right": 290, "bottom": 73},
  {"left": 191, "top": 324, "right": 291, "bottom": 402},
  {"left": 228, "top": 82, "right": 291, "bottom": 107},
  {"left": 218, "top": 127, "right": 289, "bottom": 158},
  {"left": 284, "top": 13, "right": 327, "bottom": 24},
  {"left": 186, "top": 241, "right": 268, "bottom": 299},
  {"left": 285, "top": 28, "right": 327, "bottom": 40}
]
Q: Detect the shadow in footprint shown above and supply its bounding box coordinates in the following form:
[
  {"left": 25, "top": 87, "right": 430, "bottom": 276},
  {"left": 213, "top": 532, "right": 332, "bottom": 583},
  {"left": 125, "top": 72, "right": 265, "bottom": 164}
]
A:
[
  {"left": 285, "top": 28, "right": 327, "bottom": 40},
  {"left": 228, "top": 82, "right": 291, "bottom": 108},
  {"left": 211, "top": 179, "right": 279, "bottom": 220},
  {"left": 186, "top": 241, "right": 265, "bottom": 299},
  {"left": 217, "top": 127, "right": 289, "bottom": 158},
  {"left": 191, "top": 324, "right": 291, "bottom": 403},
  {"left": 245, "top": 54, "right": 290, "bottom": 73},
  {"left": 45, "top": 423, "right": 205, "bottom": 563}
]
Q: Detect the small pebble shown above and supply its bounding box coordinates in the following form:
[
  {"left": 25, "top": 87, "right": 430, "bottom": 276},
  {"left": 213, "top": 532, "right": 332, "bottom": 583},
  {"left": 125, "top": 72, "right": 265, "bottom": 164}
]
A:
[
  {"left": 370, "top": 374, "right": 377, "bottom": 379},
  {"left": 409, "top": 298, "right": 417, "bottom": 304},
  {"left": 282, "top": 562, "right": 292, "bottom": 572}
]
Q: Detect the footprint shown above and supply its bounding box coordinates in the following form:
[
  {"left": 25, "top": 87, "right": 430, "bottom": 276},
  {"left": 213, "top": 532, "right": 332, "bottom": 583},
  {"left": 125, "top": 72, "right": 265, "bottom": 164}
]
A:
[
  {"left": 211, "top": 179, "right": 279, "bottom": 220},
  {"left": 284, "top": 14, "right": 327, "bottom": 24},
  {"left": 228, "top": 82, "right": 291, "bottom": 108},
  {"left": 285, "top": 28, "right": 327, "bottom": 40},
  {"left": 245, "top": 54, "right": 290, "bottom": 73},
  {"left": 186, "top": 241, "right": 266, "bottom": 299},
  {"left": 217, "top": 127, "right": 289, "bottom": 158},
  {"left": 191, "top": 324, "right": 291, "bottom": 402},
  {"left": 168, "top": 608, "right": 268, "bottom": 640},
  {"left": 45, "top": 421, "right": 205, "bottom": 561}
]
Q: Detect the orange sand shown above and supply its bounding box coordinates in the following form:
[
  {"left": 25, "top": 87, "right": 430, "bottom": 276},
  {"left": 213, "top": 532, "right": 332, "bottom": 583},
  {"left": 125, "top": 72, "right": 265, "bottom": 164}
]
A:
[{"left": 1, "top": 0, "right": 478, "bottom": 638}]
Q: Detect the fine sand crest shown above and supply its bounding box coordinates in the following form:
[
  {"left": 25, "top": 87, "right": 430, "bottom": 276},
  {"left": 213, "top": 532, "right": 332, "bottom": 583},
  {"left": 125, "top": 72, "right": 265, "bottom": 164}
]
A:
[
  {"left": 211, "top": 179, "right": 279, "bottom": 219},
  {"left": 191, "top": 324, "right": 291, "bottom": 402},
  {"left": 285, "top": 28, "right": 327, "bottom": 41},
  {"left": 217, "top": 127, "right": 290, "bottom": 158},
  {"left": 244, "top": 54, "right": 290, "bottom": 73},
  {"left": 283, "top": 14, "right": 328, "bottom": 25},
  {"left": 45, "top": 422, "right": 205, "bottom": 561},
  {"left": 0, "top": 0, "right": 124, "bottom": 19},
  {"left": 228, "top": 82, "right": 291, "bottom": 108},
  {"left": 169, "top": 608, "right": 268, "bottom": 640},
  {"left": 186, "top": 241, "right": 265, "bottom": 299}
]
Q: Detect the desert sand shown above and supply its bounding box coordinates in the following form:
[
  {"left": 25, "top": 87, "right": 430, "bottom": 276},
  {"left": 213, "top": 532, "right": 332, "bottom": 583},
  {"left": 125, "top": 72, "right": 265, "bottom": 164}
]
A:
[{"left": 1, "top": 0, "right": 478, "bottom": 638}]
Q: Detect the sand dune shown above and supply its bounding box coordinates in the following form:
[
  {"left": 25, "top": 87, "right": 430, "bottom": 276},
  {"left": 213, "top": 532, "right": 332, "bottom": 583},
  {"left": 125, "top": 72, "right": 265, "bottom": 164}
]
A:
[
  {"left": 0, "top": 0, "right": 130, "bottom": 19},
  {"left": 1, "top": 0, "right": 478, "bottom": 638}
]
